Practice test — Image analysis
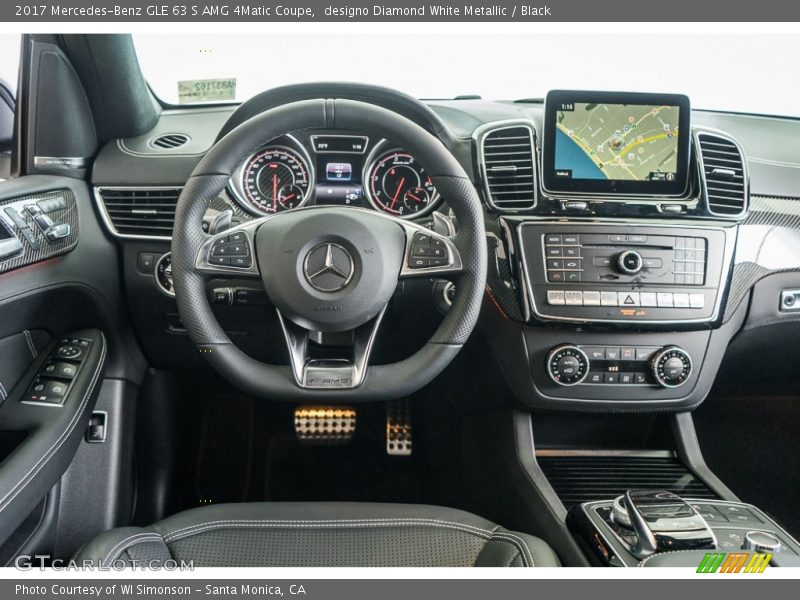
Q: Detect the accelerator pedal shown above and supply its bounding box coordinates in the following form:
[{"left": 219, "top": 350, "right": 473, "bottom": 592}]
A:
[
  {"left": 386, "top": 399, "right": 413, "bottom": 456},
  {"left": 294, "top": 406, "right": 357, "bottom": 445}
]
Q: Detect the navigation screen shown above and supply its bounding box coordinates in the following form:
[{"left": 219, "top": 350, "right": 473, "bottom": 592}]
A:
[{"left": 542, "top": 91, "right": 691, "bottom": 197}]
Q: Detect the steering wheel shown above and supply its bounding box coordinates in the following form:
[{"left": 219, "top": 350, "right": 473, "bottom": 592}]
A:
[{"left": 171, "top": 98, "right": 487, "bottom": 402}]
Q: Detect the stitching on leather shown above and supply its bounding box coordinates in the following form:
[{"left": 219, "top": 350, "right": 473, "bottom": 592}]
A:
[
  {"left": 102, "top": 533, "right": 163, "bottom": 566},
  {"left": 163, "top": 518, "right": 497, "bottom": 542},
  {"left": 159, "top": 519, "right": 537, "bottom": 567},
  {"left": 638, "top": 549, "right": 704, "bottom": 568},
  {"left": 0, "top": 334, "right": 106, "bottom": 513},
  {"left": 24, "top": 330, "right": 37, "bottom": 358}
]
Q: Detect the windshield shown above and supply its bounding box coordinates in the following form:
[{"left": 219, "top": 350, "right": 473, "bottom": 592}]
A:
[{"left": 134, "top": 33, "right": 799, "bottom": 118}]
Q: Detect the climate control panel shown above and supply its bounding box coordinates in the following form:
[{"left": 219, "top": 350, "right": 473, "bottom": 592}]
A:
[{"left": 545, "top": 344, "right": 693, "bottom": 388}]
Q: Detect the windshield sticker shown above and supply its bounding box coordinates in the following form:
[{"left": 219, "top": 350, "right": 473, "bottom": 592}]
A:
[{"left": 177, "top": 78, "right": 236, "bottom": 104}]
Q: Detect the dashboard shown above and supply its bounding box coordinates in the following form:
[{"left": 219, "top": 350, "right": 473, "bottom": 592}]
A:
[
  {"left": 84, "top": 86, "right": 800, "bottom": 414},
  {"left": 226, "top": 133, "right": 441, "bottom": 219}
]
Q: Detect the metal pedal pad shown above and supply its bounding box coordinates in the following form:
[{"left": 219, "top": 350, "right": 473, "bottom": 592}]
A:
[
  {"left": 294, "top": 406, "right": 356, "bottom": 445},
  {"left": 386, "top": 399, "right": 412, "bottom": 456}
]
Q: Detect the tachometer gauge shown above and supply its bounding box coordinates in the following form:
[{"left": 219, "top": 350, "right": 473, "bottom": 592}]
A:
[
  {"left": 236, "top": 146, "right": 312, "bottom": 215},
  {"left": 365, "top": 149, "right": 439, "bottom": 218}
]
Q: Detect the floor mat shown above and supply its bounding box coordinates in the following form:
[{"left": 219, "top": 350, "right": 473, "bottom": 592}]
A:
[{"left": 694, "top": 394, "right": 800, "bottom": 538}]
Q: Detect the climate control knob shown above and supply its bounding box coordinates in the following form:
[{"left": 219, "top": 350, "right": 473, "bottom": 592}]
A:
[
  {"left": 651, "top": 346, "right": 692, "bottom": 388},
  {"left": 546, "top": 345, "right": 590, "bottom": 386},
  {"left": 617, "top": 250, "right": 643, "bottom": 275}
]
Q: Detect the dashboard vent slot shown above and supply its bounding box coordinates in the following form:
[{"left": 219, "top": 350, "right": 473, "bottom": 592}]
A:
[
  {"left": 537, "top": 453, "right": 718, "bottom": 508},
  {"left": 697, "top": 132, "right": 748, "bottom": 217},
  {"left": 150, "top": 133, "right": 190, "bottom": 150},
  {"left": 97, "top": 188, "right": 181, "bottom": 238},
  {"left": 480, "top": 125, "right": 536, "bottom": 211}
]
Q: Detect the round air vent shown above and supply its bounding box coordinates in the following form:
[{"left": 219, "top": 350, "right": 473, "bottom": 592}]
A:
[{"left": 149, "top": 133, "right": 190, "bottom": 150}]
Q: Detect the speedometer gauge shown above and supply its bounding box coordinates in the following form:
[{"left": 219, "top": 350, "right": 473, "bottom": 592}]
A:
[
  {"left": 237, "top": 146, "right": 312, "bottom": 215},
  {"left": 365, "top": 148, "right": 439, "bottom": 218}
]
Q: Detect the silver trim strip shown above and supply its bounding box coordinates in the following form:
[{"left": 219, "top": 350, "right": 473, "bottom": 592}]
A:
[
  {"left": 34, "top": 156, "right": 89, "bottom": 170},
  {"left": 473, "top": 120, "right": 538, "bottom": 213},
  {"left": 93, "top": 186, "right": 183, "bottom": 241}
]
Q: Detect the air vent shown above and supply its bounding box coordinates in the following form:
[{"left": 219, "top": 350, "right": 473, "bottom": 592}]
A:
[
  {"left": 97, "top": 188, "right": 181, "bottom": 238},
  {"left": 480, "top": 124, "right": 536, "bottom": 211},
  {"left": 697, "top": 132, "right": 748, "bottom": 217},
  {"left": 150, "top": 133, "right": 190, "bottom": 150},
  {"left": 537, "top": 453, "right": 717, "bottom": 508}
]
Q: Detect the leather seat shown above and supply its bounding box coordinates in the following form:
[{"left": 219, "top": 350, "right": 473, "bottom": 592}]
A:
[{"left": 76, "top": 502, "right": 559, "bottom": 567}]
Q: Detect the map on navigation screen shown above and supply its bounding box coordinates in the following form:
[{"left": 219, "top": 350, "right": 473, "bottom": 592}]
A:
[{"left": 554, "top": 102, "right": 680, "bottom": 182}]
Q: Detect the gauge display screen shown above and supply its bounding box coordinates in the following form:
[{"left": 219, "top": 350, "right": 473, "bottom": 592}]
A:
[
  {"left": 239, "top": 146, "right": 312, "bottom": 214},
  {"left": 366, "top": 151, "right": 438, "bottom": 216}
]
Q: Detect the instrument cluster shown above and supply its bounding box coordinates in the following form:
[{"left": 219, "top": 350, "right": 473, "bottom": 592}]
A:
[{"left": 227, "top": 133, "right": 441, "bottom": 219}]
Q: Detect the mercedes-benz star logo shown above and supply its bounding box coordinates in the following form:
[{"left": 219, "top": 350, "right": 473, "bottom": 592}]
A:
[{"left": 303, "top": 243, "right": 354, "bottom": 293}]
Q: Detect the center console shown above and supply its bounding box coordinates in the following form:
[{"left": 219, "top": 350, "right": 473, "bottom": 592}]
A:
[
  {"left": 569, "top": 490, "right": 800, "bottom": 567},
  {"left": 480, "top": 90, "right": 747, "bottom": 413}
]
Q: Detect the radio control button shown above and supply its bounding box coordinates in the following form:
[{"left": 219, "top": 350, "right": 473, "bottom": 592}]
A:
[
  {"left": 547, "top": 259, "right": 563, "bottom": 270},
  {"left": 593, "top": 256, "right": 612, "bottom": 267},
  {"left": 600, "top": 292, "right": 618, "bottom": 306},
  {"left": 643, "top": 257, "right": 663, "bottom": 269},
  {"left": 563, "top": 259, "right": 581, "bottom": 270},
  {"left": 563, "top": 234, "right": 580, "bottom": 245},
  {"left": 565, "top": 272, "right": 581, "bottom": 282},
  {"left": 564, "top": 291, "right": 583, "bottom": 305},
  {"left": 563, "top": 247, "right": 580, "bottom": 258},
  {"left": 657, "top": 293, "right": 674, "bottom": 307},
  {"left": 617, "top": 250, "right": 644, "bottom": 275},
  {"left": 582, "top": 291, "right": 601, "bottom": 306},
  {"left": 547, "top": 290, "right": 566, "bottom": 305},
  {"left": 690, "top": 293, "right": 705, "bottom": 308},
  {"left": 640, "top": 292, "right": 658, "bottom": 307},
  {"left": 674, "top": 293, "right": 690, "bottom": 307},
  {"left": 545, "top": 234, "right": 562, "bottom": 245},
  {"left": 628, "top": 235, "right": 648, "bottom": 243},
  {"left": 546, "top": 247, "right": 563, "bottom": 257},
  {"left": 618, "top": 292, "right": 640, "bottom": 306},
  {"left": 609, "top": 234, "right": 627, "bottom": 243},
  {"left": 548, "top": 271, "right": 564, "bottom": 282}
]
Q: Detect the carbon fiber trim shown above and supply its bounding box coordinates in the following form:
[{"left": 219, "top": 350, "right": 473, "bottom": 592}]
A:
[
  {"left": 0, "top": 189, "right": 79, "bottom": 275},
  {"left": 723, "top": 195, "right": 800, "bottom": 322}
]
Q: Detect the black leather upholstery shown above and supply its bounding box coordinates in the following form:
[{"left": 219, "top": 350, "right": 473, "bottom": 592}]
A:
[{"left": 76, "top": 502, "right": 559, "bottom": 567}]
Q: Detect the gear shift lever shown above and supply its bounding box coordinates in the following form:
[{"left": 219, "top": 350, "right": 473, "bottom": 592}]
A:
[{"left": 619, "top": 490, "right": 716, "bottom": 559}]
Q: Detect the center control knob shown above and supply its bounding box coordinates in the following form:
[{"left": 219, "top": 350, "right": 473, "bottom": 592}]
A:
[
  {"left": 743, "top": 531, "right": 782, "bottom": 554},
  {"left": 651, "top": 346, "right": 692, "bottom": 388},
  {"left": 617, "top": 250, "right": 643, "bottom": 275},
  {"left": 546, "top": 344, "right": 590, "bottom": 386}
]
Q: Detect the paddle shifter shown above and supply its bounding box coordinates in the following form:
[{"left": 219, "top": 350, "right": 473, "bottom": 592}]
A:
[{"left": 613, "top": 490, "right": 716, "bottom": 559}]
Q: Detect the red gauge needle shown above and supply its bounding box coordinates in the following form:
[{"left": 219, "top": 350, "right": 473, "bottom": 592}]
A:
[
  {"left": 272, "top": 173, "right": 278, "bottom": 210},
  {"left": 390, "top": 177, "right": 406, "bottom": 210},
  {"left": 407, "top": 192, "right": 422, "bottom": 203}
]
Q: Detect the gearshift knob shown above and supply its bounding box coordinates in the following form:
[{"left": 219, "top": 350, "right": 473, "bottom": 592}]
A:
[{"left": 621, "top": 490, "right": 716, "bottom": 559}]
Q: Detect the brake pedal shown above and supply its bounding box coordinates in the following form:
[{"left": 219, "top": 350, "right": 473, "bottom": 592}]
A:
[
  {"left": 386, "top": 399, "right": 412, "bottom": 456},
  {"left": 294, "top": 406, "right": 356, "bottom": 445}
]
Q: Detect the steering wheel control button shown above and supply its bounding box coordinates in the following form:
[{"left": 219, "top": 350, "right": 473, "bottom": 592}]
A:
[
  {"left": 546, "top": 345, "right": 590, "bottom": 386},
  {"left": 651, "top": 346, "right": 692, "bottom": 387},
  {"left": 155, "top": 253, "right": 176, "bottom": 296},
  {"left": 303, "top": 243, "right": 354, "bottom": 292}
]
